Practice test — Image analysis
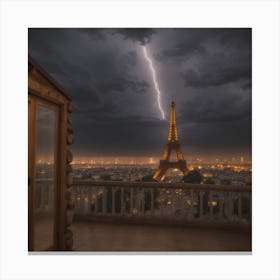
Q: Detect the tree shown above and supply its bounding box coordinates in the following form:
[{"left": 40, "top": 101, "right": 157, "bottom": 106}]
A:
[
  {"left": 141, "top": 174, "right": 156, "bottom": 182},
  {"left": 100, "top": 174, "right": 111, "bottom": 181},
  {"left": 183, "top": 169, "right": 202, "bottom": 184},
  {"left": 204, "top": 178, "right": 215, "bottom": 184},
  {"left": 220, "top": 178, "right": 231, "bottom": 185}
]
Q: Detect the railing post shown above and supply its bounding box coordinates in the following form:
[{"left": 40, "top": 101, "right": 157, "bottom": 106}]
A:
[
  {"left": 78, "top": 187, "right": 82, "bottom": 213},
  {"left": 79, "top": 187, "right": 83, "bottom": 213},
  {"left": 41, "top": 184, "right": 45, "bottom": 210},
  {"left": 219, "top": 193, "right": 224, "bottom": 222},
  {"left": 130, "top": 188, "right": 133, "bottom": 214},
  {"left": 189, "top": 189, "right": 194, "bottom": 221},
  {"left": 82, "top": 192, "right": 86, "bottom": 214},
  {"left": 209, "top": 191, "right": 213, "bottom": 220},
  {"left": 79, "top": 189, "right": 82, "bottom": 213},
  {"left": 171, "top": 190, "right": 175, "bottom": 216},
  {"left": 80, "top": 193, "right": 84, "bottom": 213},
  {"left": 88, "top": 188, "right": 92, "bottom": 214},
  {"left": 238, "top": 193, "right": 242, "bottom": 222},
  {"left": 199, "top": 191, "right": 204, "bottom": 220},
  {"left": 75, "top": 196, "right": 81, "bottom": 212},
  {"left": 78, "top": 189, "right": 81, "bottom": 213},
  {"left": 141, "top": 189, "right": 145, "bottom": 216},
  {"left": 151, "top": 188, "right": 154, "bottom": 215},
  {"left": 75, "top": 193, "right": 79, "bottom": 214},
  {"left": 94, "top": 190, "right": 98, "bottom": 214},
  {"left": 136, "top": 188, "right": 140, "bottom": 214},
  {"left": 102, "top": 188, "right": 107, "bottom": 215},
  {"left": 121, "top": 187, "right": 124, "bottom": 215},
  {"left": 249, "top": 194, "right": 252, "bottom": 225},
  {"left": 84, "top": 191, "right": 89, "bottom": 214},
  {"left": 228, "top": 192, "right": 233, "bottom": 222},
  {"left": 112, "top": 188, "right": 115, "bottom": 215},
  {"left": 73, "top": 187, "right": 77, "bottom": 212}
]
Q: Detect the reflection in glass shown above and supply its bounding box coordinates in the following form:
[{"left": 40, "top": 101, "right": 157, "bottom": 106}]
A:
[{"left": 34, "top": 106, "right": 56, "bottom": 250}]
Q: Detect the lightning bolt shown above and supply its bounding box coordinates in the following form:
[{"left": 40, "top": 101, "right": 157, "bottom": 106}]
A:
[{"left": 142, "top": 46, "right": 165, "bottom": 120}]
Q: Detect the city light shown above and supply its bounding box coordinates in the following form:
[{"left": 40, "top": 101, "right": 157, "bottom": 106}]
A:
[{"left": 208, "top": 201, "right": 218, "bottom": 207}]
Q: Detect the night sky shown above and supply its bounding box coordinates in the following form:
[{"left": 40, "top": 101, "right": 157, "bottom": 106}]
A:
[{"left": 28, "top": 28, "right": 252, "bottom": 160}]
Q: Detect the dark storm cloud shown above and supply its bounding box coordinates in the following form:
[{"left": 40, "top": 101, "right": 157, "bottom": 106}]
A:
[
  {"left": 29, "top": 28, "right": 150, "bottom": 109},
  {"left": 181, "top": 119, "right": 251, "bottom": 154},
  {"left": 115, "top": 28, "right": 156, "bottom": 45},
  {"left": 158, "top": 28, "right": 251, "bottom": 61},
  {"left": 77, "top": 28, "right": 156, "bottom": 45},
  {"left": 178, "top": 89, "right": 251, "bottom": 124},
  {"left": 28, "top": 28, "right": 251, "bottom": 158},
  {"left": 74, "top": 116, "right": 167, "bottom": 156},
  {"left": 181, "top": 64, "right": 251, "bottom": 88},
  {"left": 158, "top": 43, "right": 206, "bottom": 61},
  {"left": 78, "top": 28, "right": 108, "bottom": 41},
  {"left": 241, "top": 82, "right": 252, "bottom": 91},
  {"left": 97, "top": 75, "right": 149, "bottom": 95},
  {"left": 156, "top": 29, "right": 210, "bottom": 61},
  {"left": 157, "top": 28, "right": 251, "bottom": 88}
]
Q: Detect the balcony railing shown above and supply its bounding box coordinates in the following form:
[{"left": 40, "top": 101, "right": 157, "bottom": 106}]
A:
[
  {"left": 70, "top": 180, "right": 251, "bottom": 228},
  {"left": 34, "top": 179, "right": 54, "bottom": 212}
]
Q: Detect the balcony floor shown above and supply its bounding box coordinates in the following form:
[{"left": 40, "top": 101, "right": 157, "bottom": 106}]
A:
[{"left": 71, "top": 221, "right": 251, "bottom": 252}]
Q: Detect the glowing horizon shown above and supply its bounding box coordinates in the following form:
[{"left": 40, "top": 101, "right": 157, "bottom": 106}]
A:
[
  {"left": 63, "top": 155, "right": 252, "bottom": 165},
  {"left": 142, "top": 45, "right": 165, "bottom": 120}
]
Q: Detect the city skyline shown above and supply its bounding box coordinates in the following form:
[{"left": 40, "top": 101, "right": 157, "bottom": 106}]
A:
[
  {"left": 36, "top": 155, "right": 251, "bottom": 165},
  {"left": 28, "top": 28, "right": 252, "bottom": 158}
]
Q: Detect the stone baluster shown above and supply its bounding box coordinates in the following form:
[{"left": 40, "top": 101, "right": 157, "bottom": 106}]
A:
[
  {"left": 228, "top": 192, "right": 233, "bottom": 222},
  {"left": 41, "top": 184, "right": 45, "bottom": 210},
  {"left": 73, "top": 189, "right": 77, "bottom": 213},
  {"left": 80, "top": 189, "right": 84, "bottom": 212},
  {"left": 238, "top": 193, "right": 242, "bottom": 222},
  {"left": 94, "top": 189, "right": 98, "bottom": 214},
  {"left": 77, "top": 192, "right": 81, "bottom": 213},
  {"left": 82, "top": 189, "right": 85, "bottom": 212},
  {"left": 169, "top": 190, "right": 176, "bottom": 216},
  {"left": 88, "top": 188, "right": 92, "bottom": 214},
  {"left": 121, "top": 187, "right": 124, "bottom": 215},
  {"left": 249, "top": 194, "right": 252, "bottom": 224},
  {"left": 130, "top": 188, "right": 133, "bottom": 214},
  {"left": 219, "top": 192, "right": 224, "bottom": 222},
  {"left": 39, "top": 184, "right": 42, "bottom": 210},
  {"left": 112, "top": 188, "right": 116, "bottom": 215},
  {"left": 85, "top": 191, "right": 90, "bottom": 214},
  {"left": 73, "top": 188, "right": 77, "bottom": 211},
  {"left": 151, "top": 188, "right": 154, "bottom": 214},
  {"left": 81, "top": 192, "right": 85, "bottom": 213},
  {"left": 190, "top": 189, "right": 194, "bottom": 221},
  {"left": 209, "top": 191, "right": 213, "bottom": 220},
  {"left": 199, "top": 191, "right": 204, "bottom": 220},
  {"left": 102, "top": 188, "right": 107, "bottom": 215},
  {"left": 141, "top": 189, "right": 145, "bottom": 216}
]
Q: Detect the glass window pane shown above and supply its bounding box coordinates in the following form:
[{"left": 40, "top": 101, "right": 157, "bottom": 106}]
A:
[{"left": 34, "top": 105, "right": 56, "bottom": 250}]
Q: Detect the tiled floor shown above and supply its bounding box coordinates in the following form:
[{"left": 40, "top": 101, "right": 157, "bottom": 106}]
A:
[{"left": 71, "top": 221, "right": 251, "bottom": 252}]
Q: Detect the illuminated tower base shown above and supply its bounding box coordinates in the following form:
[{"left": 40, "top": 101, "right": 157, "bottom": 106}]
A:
[{"left": 153, "top": 101, "right": 188, "bottom": 181}]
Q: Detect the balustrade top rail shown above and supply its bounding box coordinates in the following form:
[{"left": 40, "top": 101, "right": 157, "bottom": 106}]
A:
[
  {"left": 35, "top": 178, "right": 251, "bottom": 227},
  {"left": 72, "top": 180, "right": 251, "bottom": 193}
]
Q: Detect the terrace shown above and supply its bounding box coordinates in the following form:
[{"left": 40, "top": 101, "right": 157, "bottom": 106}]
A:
[
  {"left": 66, "top": 180, "right": 251, "bottom": 251},
  {"left": 35, "top": 179, "right": 251, "bottom": 251}
]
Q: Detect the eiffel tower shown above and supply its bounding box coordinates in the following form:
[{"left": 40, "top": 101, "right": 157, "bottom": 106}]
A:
[{"left": 153, "top": 101, "right": 188, "bottom": 181}]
